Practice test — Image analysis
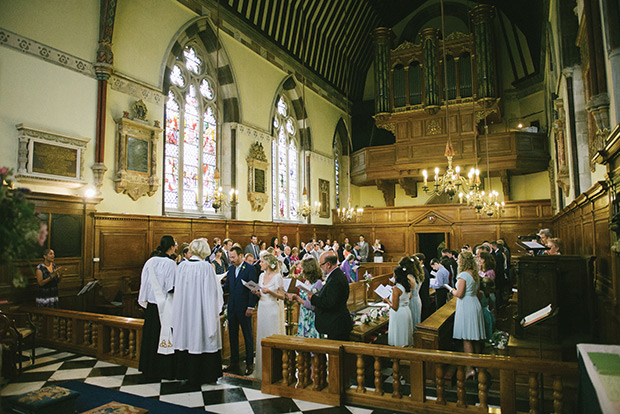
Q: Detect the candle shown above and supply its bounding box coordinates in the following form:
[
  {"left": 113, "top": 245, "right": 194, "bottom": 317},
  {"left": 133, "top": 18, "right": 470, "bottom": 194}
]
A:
[
  {"left": 422, "top": 170, "right": 428, "bottom": 186},
  {"left": 434, "top": 167, "right": 439, "bottom": 182}
]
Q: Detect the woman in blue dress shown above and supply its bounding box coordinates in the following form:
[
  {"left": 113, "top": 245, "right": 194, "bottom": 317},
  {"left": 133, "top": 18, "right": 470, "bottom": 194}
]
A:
[
  {"left": 449, "top": 251, "right": 486, "bottom": 379},
  {"left": 287, "top": 256, "right": 323, "bottom": 338}
]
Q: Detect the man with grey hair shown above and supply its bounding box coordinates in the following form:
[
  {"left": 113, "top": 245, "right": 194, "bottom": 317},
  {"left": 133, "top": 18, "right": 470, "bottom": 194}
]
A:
[{"left": 309, "top": 251, "right": 353, "bottom": 340}]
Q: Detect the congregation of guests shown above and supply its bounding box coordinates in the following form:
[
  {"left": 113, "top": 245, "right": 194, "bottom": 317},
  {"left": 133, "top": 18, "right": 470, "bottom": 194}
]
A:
[{"left": 133, "top": 229, "right": 560, "bottom": 386}]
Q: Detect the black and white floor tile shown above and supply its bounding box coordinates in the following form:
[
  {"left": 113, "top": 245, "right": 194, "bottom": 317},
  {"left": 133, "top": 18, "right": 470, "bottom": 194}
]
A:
[{"left": 0, "top": 348, "right": 405, "bottom": 413}]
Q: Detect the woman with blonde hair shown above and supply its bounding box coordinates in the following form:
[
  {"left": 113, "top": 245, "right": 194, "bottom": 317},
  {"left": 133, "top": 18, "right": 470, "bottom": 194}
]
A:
[
  {"left": 401, "top": 256, "right": 424, "bottom": 330},
  {"left": 253, "top": 252, "right": 285, "bottom": 378},
  {"left": 449, "top": 250, "right": 486, "bottom": 379},
  {"left": 287, "top": 256, "right": 323, "bottom": 338}
]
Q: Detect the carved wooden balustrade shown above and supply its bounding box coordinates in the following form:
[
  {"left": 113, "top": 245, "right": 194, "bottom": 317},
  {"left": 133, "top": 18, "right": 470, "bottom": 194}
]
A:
[
  {"left": 23, "top": 306, "right": 143, "bottom": 368},
  {"left": 262, "top": 335, "right": 577, "bottom": 413}
]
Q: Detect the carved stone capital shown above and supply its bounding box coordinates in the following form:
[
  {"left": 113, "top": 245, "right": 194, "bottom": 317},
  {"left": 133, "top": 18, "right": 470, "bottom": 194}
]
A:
[
  {"left": 248, "top": 192, "right": 269, "bottom": 212},
  {"left": 91, "top": 163, "right": 108, "bottom": 193}
]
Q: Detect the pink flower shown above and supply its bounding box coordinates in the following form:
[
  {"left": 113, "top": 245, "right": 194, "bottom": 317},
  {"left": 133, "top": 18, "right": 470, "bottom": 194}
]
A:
[{"left": 0, "top": 166, "right": 7, "bottom": 176}]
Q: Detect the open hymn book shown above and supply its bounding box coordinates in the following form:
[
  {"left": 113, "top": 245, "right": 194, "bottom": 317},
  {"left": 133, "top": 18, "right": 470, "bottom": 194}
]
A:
[
  {"left": 374, "top": 284, "right": 393, "bottom": 300},
  {"left": 521, "top": 304, "right": 553, "bottom": 328},
  {"left": 241, "top": 279, "right": 259, "bottom": 291}
]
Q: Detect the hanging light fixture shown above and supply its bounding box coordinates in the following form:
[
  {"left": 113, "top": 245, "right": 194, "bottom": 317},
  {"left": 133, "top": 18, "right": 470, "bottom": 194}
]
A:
[
  {"left": 337, "top": 159, "right": 363, "bottom": 222},
  {"left": 422, "top": 0, "right": 470, "bottom": 200}
]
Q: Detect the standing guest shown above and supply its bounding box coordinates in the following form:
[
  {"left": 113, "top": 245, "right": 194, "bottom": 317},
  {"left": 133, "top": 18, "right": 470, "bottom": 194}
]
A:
[
  {"left": 429, "top": 258, "right": 450, "bottom": 309},
  {"left": 449, "top": 251, "right": 486, "bottom": 379},
  {"left": 309, "top": 252, "right": 353, "bottom": 340},
  {"left": 222, "top": 246, "right": 258, "bottom": 376},
  {"left": 331, "top": 241, "right": 339, "bottom": 259},
  {"left": 281, "top": 245, "right": 292, "bottom": 277},
  {"left": 221, "top": 238, "right": 233, "bottom": 267},
  {"left": 171, "top": 238, "right": 224, "bottom": 385},
  {"left": 312, "top": 243, "right": 323, "bottom": 261},
  {"left": 403, "top": 256, "right": 424, "bottom": 330},
  {"left": 372, "top": 239, "right": 385, "bottom": 262},
  {"left": 340, "top": 254, "right": 359, "bottom": 283},
  {"left": 441, "top": 249, "right": 458, "bottom": 281},
  {"left": 324, "top": 239, "right": 332, "bottom": 250},
  {"left": 337, "top": 238, "right": 349, "bottom": 262},
  {"left": 414, "top": 253, "right": 432, "bottom": 320},
  {"left": 177, "top": 243, "right": 191, "bottom": 263},
  {"left": 299, "top": 241, "right": 314, "bottom": 260},
  {"left": 244, "top": 234, "right": 260, "bottom": 259},
  {"left": 537, "top": 229, "right": 552, "bottom": 250},
  {"left": 211, "top": 248, "right": 227, "bottom": 276},
  {"left": 270, "top": 237, "right": 280, "bottom": 250},
  {"left": 490, "top": 241, "right": 506, "bottom": 306},
  {"left": 357, "top": 235, "right": 370, "bottom": 262},
  {"left": 36, "top": 249, "right": 64, "bottom": 308},
  {"left": 477, "top": 251, "right": 496, "bottom": 280},
  {"left": 384, "top": 266, "right": 413, "bottom": 347},
  {"left": 280, "top": 235, "right": 289, "bottom": 250},
  {"left": 439, "top": 256, "right": 455, "bottom": 287},
  {"left": 137, "top": 236, "right": 176, "bottom": 380},
  {"left": 287, "top": 257, "right": 323, "bottom": 338},
  {"left": 253, "top": 253, "right": 285, "bottom": 379},
  {"left": 546, "top": 238, "right": 562, "bottom": 255}
]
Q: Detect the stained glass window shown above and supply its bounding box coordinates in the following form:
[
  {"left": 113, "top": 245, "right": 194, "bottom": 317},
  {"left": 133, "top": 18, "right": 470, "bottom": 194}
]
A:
[
  {"left": 334, "top": 137, "right": 342, "bottom": 208},
  {"left": 164, "top": 45, "right": 217, "bottom": 214},
  {"left": 272, "top": 96, "right": 300, "bottom": 221}
]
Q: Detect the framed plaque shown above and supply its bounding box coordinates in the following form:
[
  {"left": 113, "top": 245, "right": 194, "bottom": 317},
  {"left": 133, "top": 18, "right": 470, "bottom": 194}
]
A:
[
  {"left": 246, "top": 141, "right": 269, "bottom": 211},
  {"left": 319, "top": 179, "right": 330, "bottom": 218},
  {"left": 16, "top": 124, "right": 89, "bottom": 187},
  {"left": 114, "top": 115, "right": 162, "bottom": 200}
]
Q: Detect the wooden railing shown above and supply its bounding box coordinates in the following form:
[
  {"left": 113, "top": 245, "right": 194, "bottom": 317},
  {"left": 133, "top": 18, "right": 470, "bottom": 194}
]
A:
[
  {"left": 261, "top": 335, "right": 577, "bottom": 413},
  {"left": 23, "top": 306, "right": 143, "bottom": 368}
]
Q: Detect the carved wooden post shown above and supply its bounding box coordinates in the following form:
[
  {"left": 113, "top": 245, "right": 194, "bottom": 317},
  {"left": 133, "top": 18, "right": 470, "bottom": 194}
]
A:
[
  {"left": 60, "top": 318, "right": 66, "bottom": 341},
  {"left": 296, "top": 351, "right": 305, "bottom": 388},
  {"left": 528, "top": 373, "right": 539, "bottom": 414},
  {"left": 282, "top": 350, "right": 290, "bottom": 385},
  {"left": 374, "top": 356, "right": 384, "bottom": 395},
  {"left": 84, "top": 321, "right": 90, "bottom": 346},
  {"left": 435, "top": 364, "right": 446, "bottom": 404},
  {"left": 312, "top": 353, "right": 320, "bottom": 390},
  {"left": 110, "top": 327, "right": 117, "bottom": 356},
  {"left": 356, "top": 354, "right": 366, "bottom": 393},
  {"left": 456, "top": 366, "right": 467, "bottom": 407},
  {"left": 92, "top": 323, "right": 98, "bottom": 348},
  {"left": 129, "top": 329, "right": 136, "bottom": 359},
  {"left": 66, "top": 319, "right": 72, "bottom": 343},
  {"left": 119, "top": 328, "right": 126, "bottom": 356},
  {"left": 478, "top": 368, "right": 489, "bottom": 411},
  {"left": 319, "top": 354, "right": 327, "bottom": 389},
  {"left": 392, "top": 359, "right": 401, "bottom": 399}
]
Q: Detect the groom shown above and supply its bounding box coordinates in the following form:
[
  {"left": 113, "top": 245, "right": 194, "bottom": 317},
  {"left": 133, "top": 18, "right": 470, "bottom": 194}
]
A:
[{"left": 222, "top": 245, "right": 257, "bottom": 375}]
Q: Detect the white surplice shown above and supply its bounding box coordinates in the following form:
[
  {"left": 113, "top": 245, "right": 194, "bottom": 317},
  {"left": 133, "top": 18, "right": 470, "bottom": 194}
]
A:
[
  {"left": 137, "top": 256, "right": 176, "bottom": 305},
  {"left": 171, "top": 257, "right": 224, "bottom": 354}
]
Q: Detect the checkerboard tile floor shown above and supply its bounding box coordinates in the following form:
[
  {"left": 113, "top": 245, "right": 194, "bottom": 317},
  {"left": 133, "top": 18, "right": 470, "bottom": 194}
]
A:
[{"left": 1, "top": 348, "right": 405, "bottom": 413}]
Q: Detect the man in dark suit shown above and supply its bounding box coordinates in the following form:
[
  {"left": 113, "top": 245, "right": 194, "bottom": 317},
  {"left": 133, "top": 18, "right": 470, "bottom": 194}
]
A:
[
  {"left": 222, "top": 245, "right": 258, "bottom": 375},
  {"left": 309, "top": 251, "right": 353, "bottom": 341},
  {"left": 220, "top": 238, "right": 232, "bottom": 268},
  {"left": 491, "top": 241, "right": 506, "bottom": 306},
  {"left": 281, "top": 245, "right": 291, "bottom": 277}
]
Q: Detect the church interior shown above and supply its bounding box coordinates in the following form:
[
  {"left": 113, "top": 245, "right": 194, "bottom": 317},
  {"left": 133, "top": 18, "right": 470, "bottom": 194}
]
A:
[{"left": 1, "top": 0, "right": 620, "bottom": 412}]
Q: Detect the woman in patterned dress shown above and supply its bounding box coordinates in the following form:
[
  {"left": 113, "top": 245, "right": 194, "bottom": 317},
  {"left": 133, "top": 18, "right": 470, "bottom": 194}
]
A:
[
  {"left": 287, "top": 256, "right": 323, "bottom": 338},
  {"left": 35, "top": 249, "right": 64, "bottom": 308}
]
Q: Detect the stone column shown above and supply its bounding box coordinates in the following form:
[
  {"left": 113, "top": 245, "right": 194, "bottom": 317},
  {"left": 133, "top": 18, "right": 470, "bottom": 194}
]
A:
[
  {"left": 371, "top": 28, "right": 394, "bottom": 114},
  {"left": 470, "top": 4, "right": 497, "bottom": 101},
  {"left": 421, "top": 28, "right": 440, "bottom": 110}
]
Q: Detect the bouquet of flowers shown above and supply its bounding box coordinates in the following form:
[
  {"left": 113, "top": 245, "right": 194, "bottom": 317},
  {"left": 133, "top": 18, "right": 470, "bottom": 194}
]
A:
[
  {"left": 490, "top": 330, "right": 509, "bottom": 349},
  {"left": 363, "top": 271, "right": 372, "bottom": 289},
  {"left": 369, "top": 308, "right": 380, "bottom": 320},
  {"left": 360, "top": 313, "right": 371, "bottom": 324},
  {"left": 379, "top": 306, "right": 390, "bottom": 318}
]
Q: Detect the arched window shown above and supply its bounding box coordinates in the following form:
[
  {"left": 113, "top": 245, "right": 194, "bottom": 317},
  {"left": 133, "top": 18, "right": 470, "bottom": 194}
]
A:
[
  {"left": 393, "top": 64, "right": 407, "bottom": 107},
  {"left": 164, "top": 45, "right": 217, "bottom": 213},
  {"left": 272, "top": 96, "right": 299, "bottom": 220},
  {"left": 408, "top": 61, "right": 423, "bottom": 105},
  {"left": 459, "top": 52, "right": 473, "bottom": 98}
]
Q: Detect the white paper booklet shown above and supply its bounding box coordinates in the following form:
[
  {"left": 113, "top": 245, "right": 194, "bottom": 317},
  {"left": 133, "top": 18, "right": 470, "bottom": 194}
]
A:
[
  {"left": 389, "top": 276, "right": 396, "bottom": 284},
  {"left": 296, "top": 280, "right": 312, "bottom": 292},
  {"left": 241, "top": 279, "right": 259, "bottom": 290},
  {"left": 282, "top": 278, "right": 292, "bottom": 291},
  {"left": 374, "top": 284, "right": 393, "bottom": 300},
  {"left": 522, "top": 304, "right": 553, "bottom": 326},
  {"left": 443, "top": 284, "right": 452, "bottom": 291}
]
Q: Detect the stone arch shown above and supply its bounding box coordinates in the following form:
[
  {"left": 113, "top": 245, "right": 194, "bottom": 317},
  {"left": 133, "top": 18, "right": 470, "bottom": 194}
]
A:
[{"left": 271, "top": 75, "right": 312, "bottom": 151}]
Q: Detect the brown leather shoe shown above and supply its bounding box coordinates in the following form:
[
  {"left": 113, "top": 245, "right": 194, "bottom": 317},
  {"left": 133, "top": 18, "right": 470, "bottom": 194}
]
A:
[{"left": 244, "top": 364, "right": 254, "bottom": 376}]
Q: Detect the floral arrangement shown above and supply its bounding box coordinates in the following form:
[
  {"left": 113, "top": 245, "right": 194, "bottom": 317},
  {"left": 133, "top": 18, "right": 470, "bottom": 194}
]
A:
[
  {"left": 490, "top": 330, "right": 510, "bottom": 349},
  {"left": 0, "top": 167, "right": 43, "bottom": 287},
  {"left": 379, "top": 306, "right": 390, "bottom": 318},
  {"left": 363, "top": 271, "right": 372, "bottom": 289},
  {"left": 360, "top": 313, "right": 371, "bottom": 324}
]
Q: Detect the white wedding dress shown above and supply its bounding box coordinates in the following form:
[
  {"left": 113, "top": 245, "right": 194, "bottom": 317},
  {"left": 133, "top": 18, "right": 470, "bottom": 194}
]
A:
[{"left": 255, "top": 272, "right": 285, "bottom": 378}]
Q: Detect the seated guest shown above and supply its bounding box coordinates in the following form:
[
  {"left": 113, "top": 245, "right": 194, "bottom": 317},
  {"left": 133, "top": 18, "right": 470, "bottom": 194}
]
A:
[
  {"left": 429, "top": 258, "right": 450, "bottom": 309},
  {"left": 287, "top": 257, "right": 324, "bottom": 338},
  {"left": 172, "top": 238, "right": 224, "bottom": 385},
  {"left": 211, "top": 248, "right": 227, "bottom": 276},
  {"left": 546, "top": 238, "right": 562, "bottom": 255},
  {"left": 340, "top": 254, "right": 358, "bottom": 283},
  {"left": 384, "top": 266, "right": 413, "bottom": 347}
]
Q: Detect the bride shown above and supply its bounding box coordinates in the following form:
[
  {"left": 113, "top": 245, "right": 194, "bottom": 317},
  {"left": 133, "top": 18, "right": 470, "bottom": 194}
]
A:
[{"left": 253, "top": 252, "right": 286, "bottom": 378}]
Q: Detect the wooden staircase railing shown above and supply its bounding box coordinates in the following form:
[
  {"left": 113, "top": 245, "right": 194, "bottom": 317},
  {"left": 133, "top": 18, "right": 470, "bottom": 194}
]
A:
[
  {"left": 23, "top": 306, "right": 143, "bottom": 368},
  {"left": 261, "top": 335, "right": 578, "bottom": 414}
]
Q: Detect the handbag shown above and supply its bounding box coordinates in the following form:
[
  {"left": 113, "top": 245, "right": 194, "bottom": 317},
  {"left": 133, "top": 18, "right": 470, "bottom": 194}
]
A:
[{"left": 147, "top": 262, "right": 175, "bottom": 355}]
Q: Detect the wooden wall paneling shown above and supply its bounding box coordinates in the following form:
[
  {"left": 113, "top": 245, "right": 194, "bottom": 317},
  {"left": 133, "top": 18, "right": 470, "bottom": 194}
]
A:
[
  {"left": 149, "top": 217, "right": 192, "bottom": 251},
  {"left": 254, "top": 221, "right": 277, "bottom": 247},
  {"left": 227, "top": 222, "right": 256, "bottom": 247},
  {"left": 191, "top": 220, "right": 227, "bottom": 244},
  {"left": 375, "top": 226, "right": 408, "bottom": 260},
  {"left": 278, "top": 224, "right": 298, "bottom": 246}
]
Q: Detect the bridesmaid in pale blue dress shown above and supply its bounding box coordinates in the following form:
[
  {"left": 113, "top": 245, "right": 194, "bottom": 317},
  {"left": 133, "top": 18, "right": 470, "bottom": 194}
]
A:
[
  {"left": 399, "top": 256, "right": 424, "bottom": 330},
  {"left": 449, "top": 251, "right": 486, "bottom": 379}
]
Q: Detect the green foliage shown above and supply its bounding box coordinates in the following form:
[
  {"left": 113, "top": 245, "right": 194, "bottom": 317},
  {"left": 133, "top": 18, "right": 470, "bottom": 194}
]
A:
[{"left": 0, "top": 167, "right": 42, "bottom": 287}]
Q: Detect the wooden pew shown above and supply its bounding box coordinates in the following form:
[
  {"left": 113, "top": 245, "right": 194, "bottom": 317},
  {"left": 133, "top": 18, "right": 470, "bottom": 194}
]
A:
[{"left": 413, "top": 297, "right": 456, "bottom": 350}]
